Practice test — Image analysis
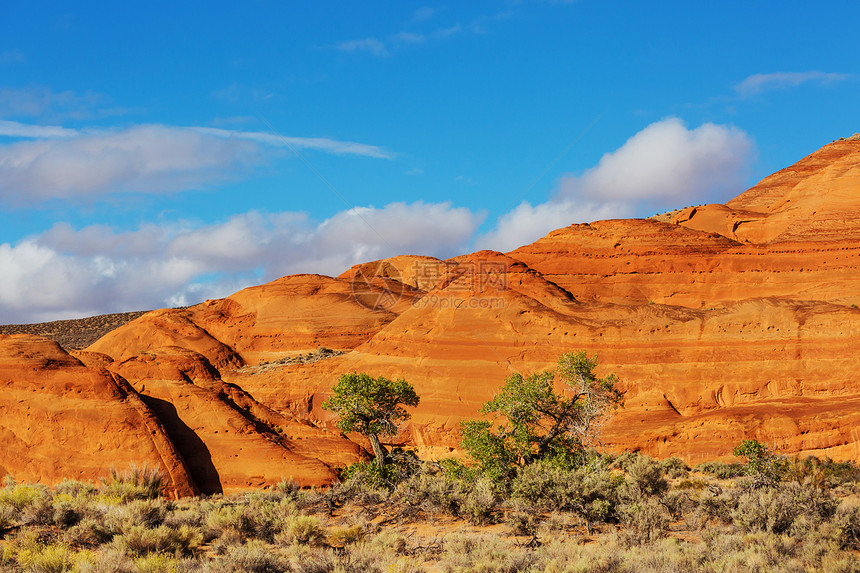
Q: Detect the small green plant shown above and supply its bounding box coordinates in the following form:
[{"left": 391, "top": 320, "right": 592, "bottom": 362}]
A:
[{"left": 733, "top": 440, "right": 787, "bottom": 487}]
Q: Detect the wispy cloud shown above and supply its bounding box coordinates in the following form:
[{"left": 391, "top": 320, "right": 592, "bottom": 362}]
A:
[
  {"left": 333, "top": 38, "right": 389, "bottom": 57},
  {"left": 193, "top": 127, "right": 394, "bottom": 159},
  {"left": 0, "top": 86, "right": 130, "bottom": 120},
  {"left": 0, "top": 50, "right": 25, "bottom": 65},
  {"left": 735, "top": 71, "right": 849, "bottom": 97},
  {"left": 0, "top": 122, "right": 393, "bottom": 204},
  {"left": 412, "top": 7, "right": 435, "bottom": 22},
  {"left": 392, "top": 32, "right": 426, "bottom": 44},
  {"left": 0, "top": 202, "right": 484, "bottom": 322},
  {"left": 0, "top": 120, "right": 78, "bottom": 139}
]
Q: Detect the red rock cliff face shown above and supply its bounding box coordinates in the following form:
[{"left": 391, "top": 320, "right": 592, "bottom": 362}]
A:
[{"left": 2, "top": 140, "right": 859, "bottom": 490}]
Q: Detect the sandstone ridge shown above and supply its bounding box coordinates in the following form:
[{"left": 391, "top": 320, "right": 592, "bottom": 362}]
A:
[{"left": 3, "top": 140, "right": 859, "bottom": 493}]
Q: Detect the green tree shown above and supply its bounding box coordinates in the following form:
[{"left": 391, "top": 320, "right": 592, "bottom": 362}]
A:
[
  {"left": 461, "top": 351, "right": 622, "bottom": 481},
  {"left": 322, "top": 372, "right": 420, "bottom": 468}
]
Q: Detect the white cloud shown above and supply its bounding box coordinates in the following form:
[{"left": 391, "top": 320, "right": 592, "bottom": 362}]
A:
[
  {"left": 476, "top": 200, "right": 629, "bottom": 252},
  {"left": 334, "top": 38, "right": 388, "bottom": 56},
  {"left": 0, "top": 119, "right": 78, "bottom": 139},
  {"left": 193, "top": 127, "right": 393, "bottom": 159},
  {"left": 735, "top": 71, "right": 849, "bottom": 97},
  {"left": 565, "top": 117, "right": 753, "bottom": 202},
  {"left": 0, "top": 124, "right": 261, "bottom": 202},
  {"left": 478, "top": 118, "right": 754, "bottom": 251},
  {"left": 0, "top": 202, "right": 484, "bottom": 323},
  {"left": 0, "top": 122, "right": 393, "bottom": 203}
]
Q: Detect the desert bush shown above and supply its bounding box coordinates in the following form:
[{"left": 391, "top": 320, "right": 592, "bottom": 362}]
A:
[
  {"left": 99, "top": 465, "right": 163, "bottom": 502},
  {"left": 395, "top": 468, "right": 462, "bottom": 517},
  {"left": 62, "top": 517, "right": 113, "bottom": 548},
  {"left": 326, "top": 524, "right": 365, "bottom": 546},
  {"left": 104, "top": 498, "right": 168, "bottom": 534},
  {"left": 510, "top": 459, "right": 623, "bottom": 530},
  {"left": 111, "top": 524, "right": 202, "bottom": 557},
  {"left": 506, "top": 508, "right": 538, "bottom": 536},
  {"left": 660, "top": 456, "right": 690, "bottom": 478},
  {"left": 322, "top": 474, "right": 389, "bottom": 511},
  {"left": 276, "top": 514, "right": 326, "bottom": 546},
  {"left": 694, "top": 460, "right": 746, "bottom": 479},
  {"left": 205, "top": 540, "right": 289, "bottom": 572},
  {"left": 674, "top": 477, "right": 707, "bottom": 490},
  {"left": 203, "top": 497, "right": 297, "bottom": 543},
  {"left": 833, "top": 503, "right": 860, "bottom": 550},
  {"left": 52, "top": 480, "right": 97, "bottom": 498},
  {"left": 366, "top": 530, "right": 408, "bottom": 555},
  {"left": 732, "top": 487, "right": 797, "bottom": 534},
  {"left": 0, "top": 503, "right": 16, "bottom": 534},
  {"left": 0, "top": 481, "right": 48, "bottom": 514},
  {"left": 75, "top": 548, "right": 136, "bottom": 573},
  {"left": 624, "top": 454, "right": 668, "bottom": 498},
  {"left": 439, "top": 532, "right": 535, "bottom": 572},
  {"left": 734, "top": 439, "right": 788, "bottom": 488},
  {"left": 619, "top": 497, "right": 669, "bottom": 545},
  {"left": 14, "top": 541, "right": 81, "bottom": 573},
  {"left": 732, "top": 480, "right": 836, "bottom": 535},
  {"left": 460, "top": 475, "right": 499, "bottom": 525}
]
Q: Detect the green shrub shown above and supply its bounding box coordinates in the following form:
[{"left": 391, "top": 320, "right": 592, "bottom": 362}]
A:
[
  {"left": 99, "top": 465, "right": 163, "bottom": 502},
  {"left": 111, "top": 524, "right": 202, "bottom": 557},
  {"left": 395, "top": 469, "right": 462, "bottom": 517},
  {"left": 660, "top": 456, "right": 690, "bottom": 478},
  {"left": 204, "top": 540, "right": 289, "bottom": 572},
  {"left": 0, "top": 503, "right": 16, "bottom": 534},
  {"left": 624, "top": 454, "right": 668, "bottom": 498},
  {"left": 833, "top": 504, "right": 860, "bottom": 550},
  {"left": 732, "top": 487, "right": 800, "bottom": 533},
  {"left": 694, "top": 461, "right": 746, "bottom": 479},
  {"left": 619, "top": 497, "right": 669, "bottom": 545},
  {"left": 0, "top": 482, "right": 48, "bottom": 512},
  {"left": 15, "top": 542, "right": 79, "bottom": 573},
  {"left": 327, "top": 524, "right": 365, "bottom": 546},
  {"left": 733, "top": 440, "right": 787, "bottom": 488},
  {"left": 277, "top": 515, "right": 326, "bottom": 546},
  {"left": 461, "top": 476, "right": 498, "bottom": 525},
  {"left": 440, "top": 532, "right": 535, "bottom": 572},
  {"left": 62, "top": 518, "right": 113, "bottom": 548}
]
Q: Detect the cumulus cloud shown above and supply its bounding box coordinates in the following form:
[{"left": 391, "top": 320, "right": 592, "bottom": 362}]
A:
[
  {"left": 0, "top": 122, "right": 392, "bottom": 204},
  {"left": 735, "top": 71, "right": 849, "bottom": 97},
  {"left": 0, "top": 202, "right": 484, "bottom": 323},
  {"left": 478, "top": 118, "right": 754, "bottom": 251},
  {"left": 562, "top": 118, "right": 753, "bottom": 202}
]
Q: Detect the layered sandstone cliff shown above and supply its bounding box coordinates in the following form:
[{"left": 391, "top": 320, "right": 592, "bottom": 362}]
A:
[{"left": 2, "top": 140, "right": 858, "bottom": 491}]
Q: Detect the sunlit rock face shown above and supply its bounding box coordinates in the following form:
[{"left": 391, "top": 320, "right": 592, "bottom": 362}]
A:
[{"left": 3, "top": 141, "right": 859, "bottom": 493}]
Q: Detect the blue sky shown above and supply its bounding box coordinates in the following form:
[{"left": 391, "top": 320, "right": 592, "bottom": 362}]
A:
[{"left": 0, "top": 1, "right": 857, "bottom": 322}]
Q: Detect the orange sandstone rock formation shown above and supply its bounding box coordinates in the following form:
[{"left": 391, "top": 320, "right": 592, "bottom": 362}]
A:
[{"left": 2, "top": 140, "right": 859, "bottom": 490}]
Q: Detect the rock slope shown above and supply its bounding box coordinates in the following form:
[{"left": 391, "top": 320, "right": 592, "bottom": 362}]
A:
[{"left": 2, "top": 140, "right": 859, "bottom": 491}]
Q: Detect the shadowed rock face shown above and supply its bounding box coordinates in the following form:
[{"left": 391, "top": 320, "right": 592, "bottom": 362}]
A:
[{"left": 2, "top": 140, "right": 860, "bottom": 492}]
